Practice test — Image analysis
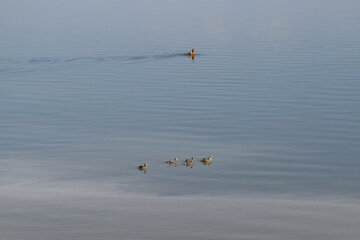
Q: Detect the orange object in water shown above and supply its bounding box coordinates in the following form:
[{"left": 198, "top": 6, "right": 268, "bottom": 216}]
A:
[{"left": 187, "top": 49, "right": 196, "bottom": 55}]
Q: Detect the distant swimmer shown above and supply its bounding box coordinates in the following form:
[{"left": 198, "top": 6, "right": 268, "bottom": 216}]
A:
[{"left": 186, "top": 49, "right": 196, "bottom": 56}]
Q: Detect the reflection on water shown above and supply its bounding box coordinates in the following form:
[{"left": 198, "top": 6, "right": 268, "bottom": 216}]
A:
[
  {"left": 187, "top": 54, "right": 196, "bottom": 61},
  {"left": 1, "top": 182, "right": 360, "bottom": 240},
  {"left": 184, "top": 162, "right": 195, "bottom": 168}
]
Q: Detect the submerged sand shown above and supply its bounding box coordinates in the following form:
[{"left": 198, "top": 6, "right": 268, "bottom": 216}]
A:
[{"left": 1, "top": 181, "right": 359, "bottom": 240}]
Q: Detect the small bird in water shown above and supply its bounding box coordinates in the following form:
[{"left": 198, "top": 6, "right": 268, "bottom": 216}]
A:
[
  {"left": 184, "top": 157, "right": 195, "bottom": 165},
  {"left": 138, "top": 163, "right": 147, "bottom": 172},
  {"left": 166, "top": 157, "right": 178, "bottom": 165},
  {"left": 201, "top": 155, "right": 213, "bottom": 165}
]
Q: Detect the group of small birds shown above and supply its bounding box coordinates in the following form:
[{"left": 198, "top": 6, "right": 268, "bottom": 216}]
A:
[{"left": 138, "top": 154, "right": 213, "bottom": 172}]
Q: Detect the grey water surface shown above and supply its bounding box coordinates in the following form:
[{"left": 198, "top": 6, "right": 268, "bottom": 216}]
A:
[{"left": 1, "top": 0, "right": 360, "bottom": 239}]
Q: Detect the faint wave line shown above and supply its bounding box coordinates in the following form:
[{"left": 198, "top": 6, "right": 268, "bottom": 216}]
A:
[
  {"left": 29, "top": 53, "right": 185, "bottom": 64},
  {"left": 1, "top": 53, "right": 193, "bottom": 66},
  {"left": 0, "top": 54, "right": 190, "bottom": 74}
]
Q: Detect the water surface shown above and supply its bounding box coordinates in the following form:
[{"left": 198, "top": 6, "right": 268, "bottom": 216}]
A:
[{"left": 1, "top": 0, "right": 360, "bottom": 239}]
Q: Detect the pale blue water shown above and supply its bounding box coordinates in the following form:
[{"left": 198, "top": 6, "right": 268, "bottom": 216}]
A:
[
  {"left": 1, "top": 1, "right": 360, "bottom": 239},
  {"left": 1, "top": 0, "right": 360, "bottom": 197}
]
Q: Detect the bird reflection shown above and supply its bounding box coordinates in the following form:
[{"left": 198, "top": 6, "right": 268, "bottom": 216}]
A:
[{"left": 184, "top": 162, "right": 194, "bottom": 168}]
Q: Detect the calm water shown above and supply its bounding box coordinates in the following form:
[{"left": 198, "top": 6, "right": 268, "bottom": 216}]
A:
[{"left": 1, "top": 0, "right": 360, "bottom": 239}]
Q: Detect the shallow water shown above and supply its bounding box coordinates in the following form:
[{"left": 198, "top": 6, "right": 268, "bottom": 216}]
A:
[{"left": 1, "top": 0, "right": 360, "bottom": 239}]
